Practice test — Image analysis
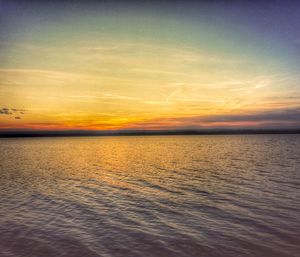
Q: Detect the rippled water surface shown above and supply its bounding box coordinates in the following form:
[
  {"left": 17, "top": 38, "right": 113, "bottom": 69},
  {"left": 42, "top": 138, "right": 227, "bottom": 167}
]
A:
[{"left": 0, "top": 135, "right": 300, "bottom": 257}]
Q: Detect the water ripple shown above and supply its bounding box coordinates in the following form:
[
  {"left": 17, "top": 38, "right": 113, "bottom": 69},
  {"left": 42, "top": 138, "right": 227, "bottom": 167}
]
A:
[{"left": 0, "top": 135, "right": 300, "bottom": 257}]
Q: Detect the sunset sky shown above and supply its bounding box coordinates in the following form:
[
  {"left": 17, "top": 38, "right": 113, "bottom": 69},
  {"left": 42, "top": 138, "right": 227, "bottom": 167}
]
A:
[{"left": 1, "top": 0, "right": 300, "bottom": 131}]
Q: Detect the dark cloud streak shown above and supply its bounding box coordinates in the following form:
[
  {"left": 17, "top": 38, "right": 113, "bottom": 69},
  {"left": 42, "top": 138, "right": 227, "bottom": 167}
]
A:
[
  {"left": 123, "top": 107, "right": 300, "bottom": 130},
  {"left": 0, "top": 107, "right": 26, "bottom": 117},
  {"left": 194, "top": 108, "right": 300, "bottom": 123}
]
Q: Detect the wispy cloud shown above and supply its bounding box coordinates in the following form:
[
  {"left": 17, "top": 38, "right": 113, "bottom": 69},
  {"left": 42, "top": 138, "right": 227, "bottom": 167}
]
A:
[
  {"left": 68, "top": 93, "right": 140, "bottom": 101},
  {"left": 174, "top": 99, "right": 224, "bottom": 103},
  {"left": 140, "top": 100, "right": 173, "bottom": 105},
  {"left": 0, "top": 68, "right": 116, "bottom": 85},
  {"left": 68, "top": 95, "right": 100, "bottom": 99},
  {"left": 101, "top": 93, "right": 140, "bottom": 101},
  {"left": 131, "top": 68, "right": 195, "bottom": 77}
]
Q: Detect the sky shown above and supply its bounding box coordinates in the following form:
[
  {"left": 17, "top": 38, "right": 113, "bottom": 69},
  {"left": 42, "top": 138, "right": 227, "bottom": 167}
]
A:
[{"left": 0, "top": 0, "right": 300, "bottom": 131}]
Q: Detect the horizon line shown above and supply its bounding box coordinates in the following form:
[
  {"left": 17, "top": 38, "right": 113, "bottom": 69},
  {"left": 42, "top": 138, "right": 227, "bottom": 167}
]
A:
[{"left": 1, "top": 128, "right": 300, "bottom": 138}]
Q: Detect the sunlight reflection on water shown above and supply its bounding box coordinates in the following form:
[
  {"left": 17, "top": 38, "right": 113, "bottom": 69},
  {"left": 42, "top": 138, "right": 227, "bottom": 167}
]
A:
[{"left": 0, "top": 135, "right": 300, "bottom": 257}]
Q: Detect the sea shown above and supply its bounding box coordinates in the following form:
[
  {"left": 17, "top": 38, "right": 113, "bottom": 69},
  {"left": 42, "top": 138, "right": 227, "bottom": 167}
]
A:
[{"left": 0, "top": 135, "right": 299, "bottom": 257}]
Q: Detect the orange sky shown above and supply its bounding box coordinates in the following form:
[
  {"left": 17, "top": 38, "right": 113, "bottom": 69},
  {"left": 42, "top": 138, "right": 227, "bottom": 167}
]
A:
[{"left": 1, "top": 1, "right": 300, "bottom": 131}]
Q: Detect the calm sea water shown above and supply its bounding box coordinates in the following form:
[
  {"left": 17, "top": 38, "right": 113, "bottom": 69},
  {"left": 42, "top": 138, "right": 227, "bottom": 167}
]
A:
[{"left": 0, "top": 135, "right": 299, "bottom": 257}]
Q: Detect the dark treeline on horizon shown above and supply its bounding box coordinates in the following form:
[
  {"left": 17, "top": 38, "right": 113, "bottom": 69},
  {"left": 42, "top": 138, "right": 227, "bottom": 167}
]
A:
[{"left": 0, "top": 129, "right": 300, "bottom": 138}]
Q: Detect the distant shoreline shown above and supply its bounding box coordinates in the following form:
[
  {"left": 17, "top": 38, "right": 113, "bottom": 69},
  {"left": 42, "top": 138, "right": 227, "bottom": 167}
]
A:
[{"left": 1, "top": 129, "right": 300, "bottom": 138}]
